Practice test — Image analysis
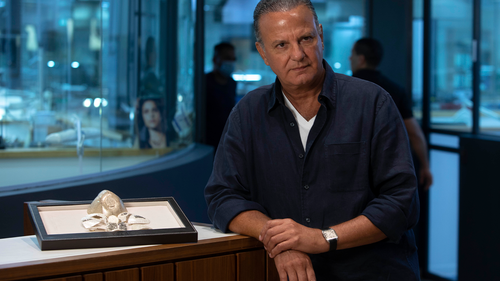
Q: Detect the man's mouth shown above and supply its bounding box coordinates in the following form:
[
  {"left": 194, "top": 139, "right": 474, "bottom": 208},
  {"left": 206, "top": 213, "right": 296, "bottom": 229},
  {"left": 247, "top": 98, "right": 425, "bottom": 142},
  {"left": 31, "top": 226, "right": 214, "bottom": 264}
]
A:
[{"left": 292, "top": 65, "right": 308, "bottom": 71}]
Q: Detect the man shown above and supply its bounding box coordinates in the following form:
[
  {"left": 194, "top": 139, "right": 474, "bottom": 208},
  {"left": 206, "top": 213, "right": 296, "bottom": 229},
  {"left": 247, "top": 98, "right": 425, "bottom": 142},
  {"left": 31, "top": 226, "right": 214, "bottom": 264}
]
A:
[
  {"left": 350, "top": 37, "right": 433, "bottom": 190},
  {"left": 205, "top": 42, "right": 237, "bottom": 152},
  {"left": 205, "top": 1, "right": 420, "bottom": 280}
]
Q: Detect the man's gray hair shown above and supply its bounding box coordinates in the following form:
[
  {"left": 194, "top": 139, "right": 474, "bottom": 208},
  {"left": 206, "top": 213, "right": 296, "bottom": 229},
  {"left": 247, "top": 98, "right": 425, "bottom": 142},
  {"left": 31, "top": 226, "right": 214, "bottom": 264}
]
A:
[{"left": 253, "top": 0, "right": 320, "bottom": 43}]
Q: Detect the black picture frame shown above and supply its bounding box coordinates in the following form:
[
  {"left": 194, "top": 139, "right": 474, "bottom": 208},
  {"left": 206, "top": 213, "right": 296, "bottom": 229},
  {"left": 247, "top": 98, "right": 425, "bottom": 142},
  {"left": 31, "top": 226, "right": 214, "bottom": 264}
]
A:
[{"left": 27, "top": 197, "right": 197, "bottom": 251}]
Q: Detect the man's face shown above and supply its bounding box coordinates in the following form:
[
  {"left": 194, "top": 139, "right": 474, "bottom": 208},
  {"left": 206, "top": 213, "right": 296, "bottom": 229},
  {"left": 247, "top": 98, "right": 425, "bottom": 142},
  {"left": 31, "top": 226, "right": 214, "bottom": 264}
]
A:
[
  {"left": 214, "top": 48, "right": 236, "bottom": 68},
  {"left": 349, "top": 46, "right": 363, "bottom": 74},
  {"left": 255, "top": 5, "right": 324, "bottom": 90}
]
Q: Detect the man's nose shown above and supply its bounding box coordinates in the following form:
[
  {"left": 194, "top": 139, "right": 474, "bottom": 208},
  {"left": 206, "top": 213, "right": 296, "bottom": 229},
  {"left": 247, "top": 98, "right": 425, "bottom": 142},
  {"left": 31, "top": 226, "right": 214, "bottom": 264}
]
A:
[{"left": 290, "top": 43, "right": 305, "bottom": 61}]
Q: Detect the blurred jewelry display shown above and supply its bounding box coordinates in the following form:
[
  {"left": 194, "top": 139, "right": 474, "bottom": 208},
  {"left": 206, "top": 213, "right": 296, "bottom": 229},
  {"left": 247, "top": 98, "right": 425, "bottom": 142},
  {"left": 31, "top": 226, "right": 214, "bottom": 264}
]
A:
[{"left": 81, "top": 190, "right": 151, "bottom": 232}]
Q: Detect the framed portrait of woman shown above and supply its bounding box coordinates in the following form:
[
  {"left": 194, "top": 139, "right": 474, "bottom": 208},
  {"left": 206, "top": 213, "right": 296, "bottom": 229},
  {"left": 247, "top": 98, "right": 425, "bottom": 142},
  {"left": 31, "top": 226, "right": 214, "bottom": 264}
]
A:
[{"left": 135, "top": 96, "right": 167, "bottom": 149}]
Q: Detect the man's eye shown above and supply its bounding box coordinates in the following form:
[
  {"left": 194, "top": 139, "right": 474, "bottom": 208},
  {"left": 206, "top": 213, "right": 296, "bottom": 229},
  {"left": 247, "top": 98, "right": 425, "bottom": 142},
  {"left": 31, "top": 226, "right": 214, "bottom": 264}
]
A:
[
  {"left": 302, "top": 36, "right": 313, "bottom": 42},
  {"left": 276, "top": 43, "right": 285, "bottom": 48}
]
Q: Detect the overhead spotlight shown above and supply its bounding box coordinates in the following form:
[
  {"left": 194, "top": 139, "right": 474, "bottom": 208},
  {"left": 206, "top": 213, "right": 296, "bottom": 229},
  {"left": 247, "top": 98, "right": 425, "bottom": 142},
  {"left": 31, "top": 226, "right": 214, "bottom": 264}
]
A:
[
  {"left": 177, "top": 94, "right": 183, "bottom": 102},
  {"left": 83, "top": 98, "right": 92, "bottom": 108},
  {"left": 94, "top": 98, "right": 101, "bottom": 107},
  {"left": 47, "top": 61, "right": 55, "bottom": 68},
  {"left": 102, "top": 98, "right": 108, "bottom": 107},
  {"left": 334, "top": 62, "right": 341, "bottom": 69},
  {"left": 71, "top": 61, "right": 80, "bottom": 68}
]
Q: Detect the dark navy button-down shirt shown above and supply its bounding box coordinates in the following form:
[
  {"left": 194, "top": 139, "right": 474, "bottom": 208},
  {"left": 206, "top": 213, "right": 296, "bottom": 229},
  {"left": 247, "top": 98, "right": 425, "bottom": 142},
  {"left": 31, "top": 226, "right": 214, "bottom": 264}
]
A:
[{"left": 205, "top": 61, "right": 420, "bottom": 280}]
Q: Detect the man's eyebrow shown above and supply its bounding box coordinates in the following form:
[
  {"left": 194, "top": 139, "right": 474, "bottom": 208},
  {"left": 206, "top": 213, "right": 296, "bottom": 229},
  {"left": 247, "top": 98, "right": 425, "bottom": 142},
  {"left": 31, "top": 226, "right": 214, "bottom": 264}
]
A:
[
  {"left": 300, "top": 31, "right": 316, "bottom": 38},
  {"left": 270, "top": 39, "right": 287, "bottom": 46}
]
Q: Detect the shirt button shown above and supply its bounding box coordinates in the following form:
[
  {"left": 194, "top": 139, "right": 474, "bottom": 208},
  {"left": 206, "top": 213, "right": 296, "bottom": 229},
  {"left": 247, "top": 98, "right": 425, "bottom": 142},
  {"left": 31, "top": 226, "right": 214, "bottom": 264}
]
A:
[
  {"left": 298, "top": 154, "right": 304, "bottom": 159},
  {"left": 290, "top": 122, "right": 295, "bottom": 127},
  {"left": 304, "top": 185, "right": 309, "bottom": 190},
  {"left": 305, "top": 218, "right": 311, "bottom": 223}
]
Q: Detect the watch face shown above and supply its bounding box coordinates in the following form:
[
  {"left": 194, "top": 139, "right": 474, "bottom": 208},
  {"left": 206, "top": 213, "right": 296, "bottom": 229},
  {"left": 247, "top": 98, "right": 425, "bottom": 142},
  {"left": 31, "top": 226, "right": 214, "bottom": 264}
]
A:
[{"left": 323, "top": 229, "right": 338, "bottom": 241}]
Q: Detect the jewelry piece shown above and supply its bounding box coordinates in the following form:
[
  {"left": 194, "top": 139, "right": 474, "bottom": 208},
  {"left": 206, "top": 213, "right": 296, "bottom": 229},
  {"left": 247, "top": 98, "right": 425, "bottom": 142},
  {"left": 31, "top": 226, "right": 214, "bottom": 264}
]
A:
[
  {"left": 81, "top": 190, "right": 151, "bottom": 232},
  {"left": 128, "top": 214, "right": 150, "bottom": 225}
]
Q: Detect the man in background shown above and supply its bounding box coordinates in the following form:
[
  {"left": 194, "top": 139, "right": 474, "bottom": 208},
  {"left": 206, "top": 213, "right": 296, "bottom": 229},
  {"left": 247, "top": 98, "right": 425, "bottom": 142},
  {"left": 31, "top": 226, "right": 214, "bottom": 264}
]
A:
[
  {"left": 205, "top": 42, "right": 237, "bottom": 153},
  {"left": 350, "top": 37, "right": 433, "bottom": 191}
]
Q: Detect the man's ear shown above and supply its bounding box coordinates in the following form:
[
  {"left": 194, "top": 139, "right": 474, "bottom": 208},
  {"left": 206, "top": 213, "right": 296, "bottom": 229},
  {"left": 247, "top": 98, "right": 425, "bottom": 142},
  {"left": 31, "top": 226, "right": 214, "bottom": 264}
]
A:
[
  {"left": 255, "top": 42, "right": 269, "bottom": 66},
  {"left": 318, "top": 24, "right": 324, "bottom": 49},
  {"left": 359, "top": 54, "right": 367, "bottom": 67}
]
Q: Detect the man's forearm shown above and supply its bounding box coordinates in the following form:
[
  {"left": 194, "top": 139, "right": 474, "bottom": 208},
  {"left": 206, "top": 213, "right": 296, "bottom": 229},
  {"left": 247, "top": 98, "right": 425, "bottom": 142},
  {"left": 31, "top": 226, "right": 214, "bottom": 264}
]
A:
[
  {"left": 228, "top": 210, "right": 271, "bottom": 239},
  {"left": 333, "top": 215, "right": 387, "bottom": 250}
]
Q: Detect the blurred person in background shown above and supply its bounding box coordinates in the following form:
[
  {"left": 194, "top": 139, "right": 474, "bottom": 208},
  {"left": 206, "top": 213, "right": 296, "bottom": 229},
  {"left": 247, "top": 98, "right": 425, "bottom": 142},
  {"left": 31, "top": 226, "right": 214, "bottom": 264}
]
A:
[
  {"left": 205, "top": 42, "right": 237, "bottom": 153},
  {"left": 350, "top": 37, "right": 433, "bottom": 191}
]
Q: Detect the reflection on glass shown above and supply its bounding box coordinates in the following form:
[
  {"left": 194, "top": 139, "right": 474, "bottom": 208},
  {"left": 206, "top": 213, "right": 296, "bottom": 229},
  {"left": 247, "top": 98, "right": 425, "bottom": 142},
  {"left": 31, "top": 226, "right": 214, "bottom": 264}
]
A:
[
  {"left": 204, "top": 0, "right": 365, "bottom": 98},
  {"left": 0, "top": 0, "right": 196, "bottom": 188},
  {"left": 428, "top": 150, "right": 459, "bottom": 280},
  {"left": 430, "top": 0, "right": 473, "bottom": 131},
  {"left": 480, "top": 0, "right": 500, "bottom": 135},
  {"left": 412, "top": 0, "right": 423, "bottom": 120}
]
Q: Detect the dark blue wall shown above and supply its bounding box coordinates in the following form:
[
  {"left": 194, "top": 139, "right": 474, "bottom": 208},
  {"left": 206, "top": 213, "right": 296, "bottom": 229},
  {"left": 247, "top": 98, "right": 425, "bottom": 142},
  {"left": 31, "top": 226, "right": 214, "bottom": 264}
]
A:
[
  {"left": 0, "top": 144, "right": 214, "bottom": 239},
  {"left": 372, "top": 0, "right": 413, "bottom": 94}
]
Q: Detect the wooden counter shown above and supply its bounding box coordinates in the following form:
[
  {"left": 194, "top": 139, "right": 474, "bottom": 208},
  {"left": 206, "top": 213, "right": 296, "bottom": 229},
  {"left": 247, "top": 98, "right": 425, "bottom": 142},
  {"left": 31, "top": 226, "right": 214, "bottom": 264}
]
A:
[{"left": 0, "top": 224, "right": 279, "bottom": 281}]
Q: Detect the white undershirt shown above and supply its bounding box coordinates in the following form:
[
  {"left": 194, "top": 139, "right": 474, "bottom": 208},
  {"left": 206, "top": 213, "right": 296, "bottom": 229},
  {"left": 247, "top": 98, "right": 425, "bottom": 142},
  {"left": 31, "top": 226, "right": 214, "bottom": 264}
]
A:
[{"left": 282, "top": 92, "right": 316, "bottom": 151}]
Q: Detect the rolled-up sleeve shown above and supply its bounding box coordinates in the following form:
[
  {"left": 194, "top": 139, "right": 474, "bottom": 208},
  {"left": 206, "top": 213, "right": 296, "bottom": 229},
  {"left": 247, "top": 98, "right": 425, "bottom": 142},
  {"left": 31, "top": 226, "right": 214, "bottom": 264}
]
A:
[
  {"left": 204, "top": 107, "right": 268, "bottom": 232},
  {"left": 361, "top": 92, "right": 419, "bottom": 242}
]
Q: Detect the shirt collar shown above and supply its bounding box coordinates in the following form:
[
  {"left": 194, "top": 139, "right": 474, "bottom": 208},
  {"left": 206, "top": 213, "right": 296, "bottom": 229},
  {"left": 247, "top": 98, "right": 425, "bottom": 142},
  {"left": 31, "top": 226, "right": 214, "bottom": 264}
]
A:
[{"left": 267, "top": 60, "right": 337, "bottom": 112}]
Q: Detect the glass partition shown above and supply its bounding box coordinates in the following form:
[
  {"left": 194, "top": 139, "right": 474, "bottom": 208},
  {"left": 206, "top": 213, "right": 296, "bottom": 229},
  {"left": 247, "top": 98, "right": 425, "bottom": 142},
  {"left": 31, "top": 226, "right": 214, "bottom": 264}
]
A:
[
  {"left": 0, "top": 0, "right": 196, "bottom": 188},
  {"left": 430, "top": 0, "right": 473, "bottom": 132},
  {"left": 428, "top": 149, "right": 459, "bottom": 280},
  {"left": 480, "top": 0, "right": 500, "bottom": 136},
  {"left": 412, "top": 0, "right": 423, "bottom": 120}
]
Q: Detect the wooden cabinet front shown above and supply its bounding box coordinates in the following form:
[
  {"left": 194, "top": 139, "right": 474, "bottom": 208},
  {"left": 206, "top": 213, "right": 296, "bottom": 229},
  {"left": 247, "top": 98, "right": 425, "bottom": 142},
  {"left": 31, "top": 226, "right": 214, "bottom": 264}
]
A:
[{"left": 1, "top": 233, "right": 280, "bottom": 281}]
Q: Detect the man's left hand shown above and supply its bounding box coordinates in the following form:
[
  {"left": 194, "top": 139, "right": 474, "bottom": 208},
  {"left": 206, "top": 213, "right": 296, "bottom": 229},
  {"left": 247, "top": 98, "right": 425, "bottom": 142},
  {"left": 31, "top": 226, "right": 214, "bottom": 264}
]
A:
[
  {"left": 419, "top": 167, "right": 433, "bottom": 191},
  {"left": 259, "top": 218, "right": 329, "bottom": 258}
]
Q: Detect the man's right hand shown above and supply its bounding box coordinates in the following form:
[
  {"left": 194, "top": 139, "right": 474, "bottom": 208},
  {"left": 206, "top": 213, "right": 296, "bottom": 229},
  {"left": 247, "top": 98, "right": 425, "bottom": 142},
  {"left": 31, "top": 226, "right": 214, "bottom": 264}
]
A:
[{"left": 274, "top": 250, "right": 316, "bottom": 281}]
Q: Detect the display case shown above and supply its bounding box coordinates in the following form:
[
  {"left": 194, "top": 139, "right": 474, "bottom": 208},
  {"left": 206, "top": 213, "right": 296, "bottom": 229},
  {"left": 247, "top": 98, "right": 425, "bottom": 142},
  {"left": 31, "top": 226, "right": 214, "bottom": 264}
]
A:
[
  {"left": 27, "top": 197, "right": 197, "bottom": 251},
  {"left": 0, "top": 0, "right": 197, "bottom": 189}
]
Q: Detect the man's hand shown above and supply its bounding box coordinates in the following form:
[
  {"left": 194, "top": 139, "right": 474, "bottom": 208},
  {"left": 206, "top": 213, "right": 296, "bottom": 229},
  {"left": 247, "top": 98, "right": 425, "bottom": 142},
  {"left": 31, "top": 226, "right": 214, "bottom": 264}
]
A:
[
  {"left": 274, "top": 250, "right": 316, "bottom": 281},
  {"left": 419, "top": 167, "right": 433, "bottom": 191},
  {"left": 259, "top": 218, "right": 329, "bottom": 258}
]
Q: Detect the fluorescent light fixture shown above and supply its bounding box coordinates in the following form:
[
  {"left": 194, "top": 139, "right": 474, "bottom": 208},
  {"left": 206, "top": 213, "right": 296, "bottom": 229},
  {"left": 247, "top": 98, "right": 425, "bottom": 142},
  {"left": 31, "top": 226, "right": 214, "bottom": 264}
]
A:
[
  {"left": 94, "top": 98, "right": 101, "bottom": 107},
  {"left": 47, "top": 61, "right": 55, "bottom": 68},
  {"left": 83, "top": 98, "right": 92, "bottom": 108},
  {"left": 232, "top": 74, "right": 262, "bottom": 82},
  {"left": 71, "top": 61, "right": 80, "bottom": 68}
]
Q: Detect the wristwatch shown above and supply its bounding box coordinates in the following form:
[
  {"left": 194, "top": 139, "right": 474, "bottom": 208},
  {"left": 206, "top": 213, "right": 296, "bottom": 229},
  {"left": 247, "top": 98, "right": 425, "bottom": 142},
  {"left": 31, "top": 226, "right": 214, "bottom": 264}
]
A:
[{"left": 321, "top": 228, "right": 338, "bottom": 252}]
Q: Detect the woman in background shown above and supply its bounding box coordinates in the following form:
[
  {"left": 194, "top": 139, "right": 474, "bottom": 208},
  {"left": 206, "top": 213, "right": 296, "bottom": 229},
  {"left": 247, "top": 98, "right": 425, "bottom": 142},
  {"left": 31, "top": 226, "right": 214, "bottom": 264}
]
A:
[{"left": 135, "top": 97, "right": 167, "bottom": 148}]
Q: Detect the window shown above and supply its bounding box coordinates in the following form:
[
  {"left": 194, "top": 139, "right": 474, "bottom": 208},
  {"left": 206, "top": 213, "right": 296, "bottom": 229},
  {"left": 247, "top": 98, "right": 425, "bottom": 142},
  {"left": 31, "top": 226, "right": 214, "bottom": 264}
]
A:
[
  {"left": 413, "top": 0, "right": 423, "bottom": 120},
  {"left": 430, "top": 0, "right": 473, "bottom": 132},
  {"left": 480, "top": 0, "right": 500, "bottom": 135},
  {"left": 0, "top": 0, "right": 196, "bottom": 188}
]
